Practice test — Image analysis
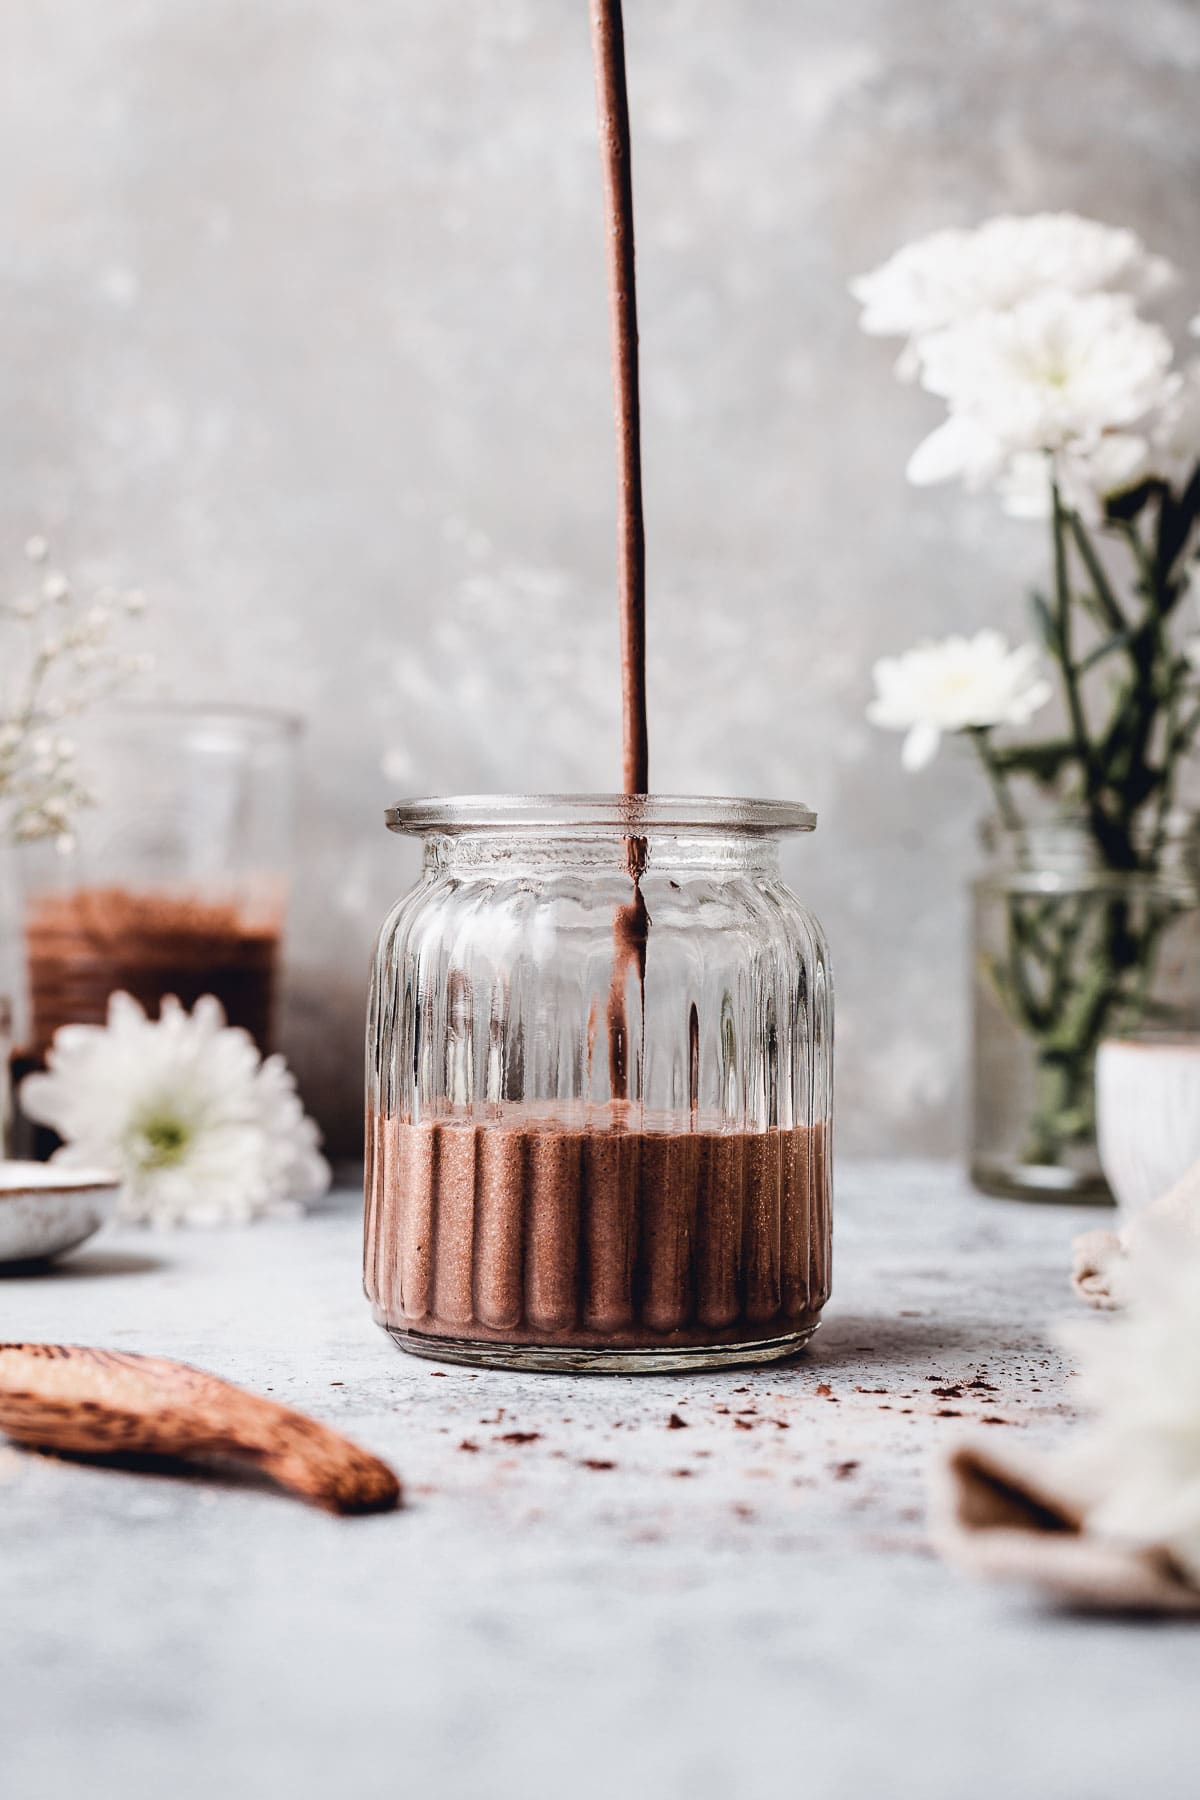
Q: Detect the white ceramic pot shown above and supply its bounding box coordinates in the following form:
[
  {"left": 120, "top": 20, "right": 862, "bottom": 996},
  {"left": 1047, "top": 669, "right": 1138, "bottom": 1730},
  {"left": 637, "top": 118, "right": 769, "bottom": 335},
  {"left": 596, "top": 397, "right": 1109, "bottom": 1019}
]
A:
[
  {"left": 1096, "top": 1037, "right": 1200, "bottom": 1218},
  {"left": 0, "top": 1163, "right": 119, "bottom": 1268}
]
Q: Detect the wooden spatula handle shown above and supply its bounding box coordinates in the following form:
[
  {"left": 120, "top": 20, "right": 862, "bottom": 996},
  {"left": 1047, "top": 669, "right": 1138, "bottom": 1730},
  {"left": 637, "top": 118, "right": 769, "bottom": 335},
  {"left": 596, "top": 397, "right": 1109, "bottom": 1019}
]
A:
[{"left": 0, "top": 1344, "right": 401, "bottom": 1515}]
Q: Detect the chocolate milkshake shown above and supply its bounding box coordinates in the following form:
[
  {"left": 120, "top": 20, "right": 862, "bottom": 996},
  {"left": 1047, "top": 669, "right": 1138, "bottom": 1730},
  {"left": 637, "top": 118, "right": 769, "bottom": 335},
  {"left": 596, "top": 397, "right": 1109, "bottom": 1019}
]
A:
[
  {"left": 23, "top": 886, "right": 281, "bottom": 1052},
  {"left": 366, "top": 1107, "right": 830, "bottom": 1359},
  {"left": 362, "top": 4, "right": 835, "bottom": 1371}
]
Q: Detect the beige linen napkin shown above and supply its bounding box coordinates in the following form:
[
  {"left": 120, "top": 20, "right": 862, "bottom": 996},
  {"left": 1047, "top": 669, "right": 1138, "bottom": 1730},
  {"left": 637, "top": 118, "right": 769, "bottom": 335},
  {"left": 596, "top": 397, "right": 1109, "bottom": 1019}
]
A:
[
  {"left": 1072, "top": 1155, "right": 1200, "bottom": 1309},
  {"left": 931, "top": 1439, "right": 1200, "bottom": 1613}
]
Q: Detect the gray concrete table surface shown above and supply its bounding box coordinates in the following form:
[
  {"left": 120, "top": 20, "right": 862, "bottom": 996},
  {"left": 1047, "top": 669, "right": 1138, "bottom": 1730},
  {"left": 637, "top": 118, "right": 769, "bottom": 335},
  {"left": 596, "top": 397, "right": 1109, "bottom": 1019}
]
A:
[{"left": 1, "top": 1161, "right": 1197, "bottom": 1800}]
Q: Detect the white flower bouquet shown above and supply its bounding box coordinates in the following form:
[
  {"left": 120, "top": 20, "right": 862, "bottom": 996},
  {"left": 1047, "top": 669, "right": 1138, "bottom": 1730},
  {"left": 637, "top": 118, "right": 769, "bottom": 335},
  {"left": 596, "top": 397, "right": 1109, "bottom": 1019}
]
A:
[{"left": 855, "top": 215, "right": 1200, "bottom": 1180}]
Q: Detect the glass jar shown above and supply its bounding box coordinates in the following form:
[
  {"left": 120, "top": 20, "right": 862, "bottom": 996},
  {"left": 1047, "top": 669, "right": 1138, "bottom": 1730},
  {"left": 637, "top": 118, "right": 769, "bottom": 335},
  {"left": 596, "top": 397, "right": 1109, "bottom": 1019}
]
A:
[
  {"left": 971, "top": 811, "right": 1200, "bottom": 1202},
  {"left": 17, "top": 704, "right": 300, "bottom": 1060},
  {"left": 365, "top": 795, "right": 833, "bottom": 1371}
]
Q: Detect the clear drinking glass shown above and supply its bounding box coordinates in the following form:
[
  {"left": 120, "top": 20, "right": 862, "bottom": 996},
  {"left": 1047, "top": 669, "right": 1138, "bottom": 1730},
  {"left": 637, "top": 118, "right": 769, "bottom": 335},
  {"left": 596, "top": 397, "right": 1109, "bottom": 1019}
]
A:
[
  {"left": 365, "top": 795, "right": 834, "bottom": 1372},
  {"left": 971, "top": 811, "right": 1200, "bottom": 1201},
  {"left": 18, "top": 704, "right": 300, "bottom": 1059}
]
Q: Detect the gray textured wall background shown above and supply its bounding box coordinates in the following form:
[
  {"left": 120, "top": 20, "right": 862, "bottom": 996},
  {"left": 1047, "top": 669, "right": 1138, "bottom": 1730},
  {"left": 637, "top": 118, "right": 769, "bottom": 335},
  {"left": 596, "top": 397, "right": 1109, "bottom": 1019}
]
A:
[{"left": 3, "top": 1, "right": 1199, "bottom": 1158}]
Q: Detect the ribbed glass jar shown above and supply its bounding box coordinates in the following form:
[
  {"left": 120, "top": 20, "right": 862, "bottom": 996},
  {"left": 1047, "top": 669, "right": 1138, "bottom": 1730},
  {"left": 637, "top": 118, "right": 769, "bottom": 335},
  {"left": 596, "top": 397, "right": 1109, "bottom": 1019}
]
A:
[{"left": 365, "top": 796, "right": 833, "bottom": 1371}]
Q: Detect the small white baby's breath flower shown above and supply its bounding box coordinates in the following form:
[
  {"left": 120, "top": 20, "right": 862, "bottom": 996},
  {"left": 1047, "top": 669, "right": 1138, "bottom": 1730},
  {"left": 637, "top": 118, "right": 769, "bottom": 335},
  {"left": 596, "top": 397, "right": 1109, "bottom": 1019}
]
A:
[
  {"left": 868, "top": 630, "right": 1052, "bottom": 770},
  {"left": 24, "top": 534, "right": 50, "bottom": 564},
  {"left": 41, "top": 572, "right": 70, "bottom": 604},
  {"left": 54, "top": 832, "right": 76, "bottom": 856},
  {"left": 20, "top": 992, "right": 332, "bottom": 1228}
]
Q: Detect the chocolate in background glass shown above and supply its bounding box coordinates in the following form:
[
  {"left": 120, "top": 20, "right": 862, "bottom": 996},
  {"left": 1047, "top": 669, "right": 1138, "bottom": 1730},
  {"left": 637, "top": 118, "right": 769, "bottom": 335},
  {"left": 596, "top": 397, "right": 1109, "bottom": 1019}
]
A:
[
  {"left": 365, "top": 796, "right": 833, "bottom": 1372},
  {"left": 19, "top": 705, "right": 299, "bottom": 1058}
]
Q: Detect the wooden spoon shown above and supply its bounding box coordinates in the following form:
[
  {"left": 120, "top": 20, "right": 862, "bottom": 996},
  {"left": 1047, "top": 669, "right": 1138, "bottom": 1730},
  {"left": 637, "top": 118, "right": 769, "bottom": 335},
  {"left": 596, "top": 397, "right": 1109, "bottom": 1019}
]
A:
[{"left": 0, "top": 1344, "right": 401, "bottom": 1514}]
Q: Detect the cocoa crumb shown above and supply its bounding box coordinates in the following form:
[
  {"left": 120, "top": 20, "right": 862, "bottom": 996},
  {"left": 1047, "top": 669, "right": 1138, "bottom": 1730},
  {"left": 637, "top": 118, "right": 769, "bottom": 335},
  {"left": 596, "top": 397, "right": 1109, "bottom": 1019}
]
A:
[
  {"left": 833, "top": 1460, "right": 859, "bottom": 1480},
  {"left": 328, "top": 1382, "right": 344, "bottom": 1388},
  {"left": 968, "top": 1377, "right": 999, "bottom": 1392},
  {"left": 931, "top": 1386, "right": 963, "bottom": 1400},
  {"left": 667, "top": 1413, "right": 688, "bottom": 1430},
  {"left": 855, "top": 1386, "right": 888, "bottom": 1395},
  {"left": 814, "top": 1383, "right": 832, "bottom": 1397},
  {"left": 581, "top": 1459, "right": 616, "bottom": 1471},
  {"left": 429, "top": 1372, "right": 446, "bottom": 1378},
  {"left": 734, "top": 1418, "right": 754, "bottom": 1431},
  {"left": 771, "top": 1420, "right": 790, "bottom": 1430},
  {"left": 672, "top": 1468, "right": 694, "bottom": 1478},
  {"left": 981, "top": 1416, "right": 1012, "bottom": 1426},
  {"left": 458, "top": 1440, "right": 480, "bottom": 1453},
  {"left": 731, "top": 1504, "right": 755, "bottom": 1520},
  {"left": 936, "top": 1408, "right": 963, "bottom": 1418},
  {"left": 497, "top": 1431, "right": 541, "bottom": 1445}
]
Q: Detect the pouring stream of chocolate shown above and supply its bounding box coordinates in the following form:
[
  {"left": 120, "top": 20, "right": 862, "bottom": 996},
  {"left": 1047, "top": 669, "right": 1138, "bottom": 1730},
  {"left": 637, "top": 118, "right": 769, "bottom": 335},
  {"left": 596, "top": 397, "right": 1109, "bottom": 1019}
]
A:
[
  {"left": 591, "top": 0, "right": 649, "bottom": 1100},
  {"left": 590, "top": 0, "right": 648, "bottom": 796}
]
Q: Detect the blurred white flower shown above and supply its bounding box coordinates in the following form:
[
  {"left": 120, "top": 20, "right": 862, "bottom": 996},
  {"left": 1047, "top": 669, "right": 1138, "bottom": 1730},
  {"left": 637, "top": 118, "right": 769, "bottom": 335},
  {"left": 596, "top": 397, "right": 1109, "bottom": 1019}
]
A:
[
  {"left": 868, "top": 630, "right": 1052, "bottom": 770},
  {"left": 1146, "top": 360, "right": 1200, "bottom": 489},
  {"left": 21, "top": 992, "right": 331, "bottom": 1229},
  {"left": 998, "top": 436, "right": 1151, "bottom": 523},
  {"left": 909, "top": 292, "right": 1176, "bottom": 493},
  {"left": 1062, "top": 1227, "right": 1200, "bottom": 1585},
  {"left": 853, "top": 213, "right": 1174, "bottom": 369}
]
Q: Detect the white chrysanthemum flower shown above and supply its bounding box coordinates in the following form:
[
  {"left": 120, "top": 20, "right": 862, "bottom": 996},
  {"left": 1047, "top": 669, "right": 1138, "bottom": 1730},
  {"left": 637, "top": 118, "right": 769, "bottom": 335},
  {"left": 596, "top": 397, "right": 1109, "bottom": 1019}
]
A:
[
  {"left": 868, "top": 630, "right": 1052, "bottom": 770},
  {"left": 853, "top": 213, "right": 1174, "bottom": 356},
  {"left": 997, "top": 435, "right": 1152, "bottom": 523},
  {"left": 908, "top": 291, "right": 1176, "bottom": 494},
  {"left": 1061, "top": 1227, "right": 1200, "bottom": 1584},
  {"left": 1146, "top": 359, "right": 1200, "bottom": 489},
  {"left": 996, "top": 360, "right": 1200, "bottom": 520},
  {"left": 20, "top": 992, "right": 331, "bottom": 1228}
]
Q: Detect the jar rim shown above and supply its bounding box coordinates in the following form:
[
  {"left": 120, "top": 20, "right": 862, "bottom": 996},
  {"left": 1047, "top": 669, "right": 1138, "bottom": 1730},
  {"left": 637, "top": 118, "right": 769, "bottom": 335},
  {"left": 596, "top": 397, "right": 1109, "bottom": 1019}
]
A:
[
  {"left": 386, "top": 793, "right": 817, "bottom": 836},
  {"left": 88, "top": 701, "right": 304, "bottom": 741}
]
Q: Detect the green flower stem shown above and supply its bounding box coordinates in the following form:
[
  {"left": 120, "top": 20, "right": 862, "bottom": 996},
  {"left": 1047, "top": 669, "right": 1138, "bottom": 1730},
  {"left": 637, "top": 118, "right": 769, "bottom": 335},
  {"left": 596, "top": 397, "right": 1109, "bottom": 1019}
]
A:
[
  {"left": 1066, "top": 510, "right": 1127, "bottom": 635},
  {"left": 978, "top": 480, "right": 1200, "bottom": 1173},
  {"left": 970, "top": 728, "right": 1021, "bottom": 831}
]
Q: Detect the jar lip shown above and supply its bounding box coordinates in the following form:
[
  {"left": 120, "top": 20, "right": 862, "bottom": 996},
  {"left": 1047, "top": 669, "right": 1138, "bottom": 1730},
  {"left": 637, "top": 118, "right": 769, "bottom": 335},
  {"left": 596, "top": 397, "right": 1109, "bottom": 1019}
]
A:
[
  {"left": 88, "top": 701, "right": 304, "bottom": 741},
  {"left": 386, "top": 793, "right": 817, "bottom": 836}
]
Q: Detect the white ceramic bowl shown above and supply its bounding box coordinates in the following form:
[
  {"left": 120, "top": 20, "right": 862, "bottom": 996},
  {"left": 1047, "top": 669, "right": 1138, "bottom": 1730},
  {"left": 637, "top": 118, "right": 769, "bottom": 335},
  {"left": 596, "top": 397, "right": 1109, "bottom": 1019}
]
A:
[
  {"left": 0, "top": 1163, "right": 120, "bottom": 1268},
  {"left": 1096, "top": 1036, "right": 1200, "bottom": 1218}
]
